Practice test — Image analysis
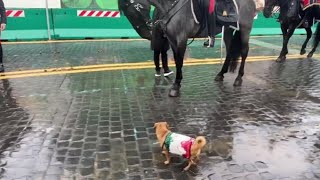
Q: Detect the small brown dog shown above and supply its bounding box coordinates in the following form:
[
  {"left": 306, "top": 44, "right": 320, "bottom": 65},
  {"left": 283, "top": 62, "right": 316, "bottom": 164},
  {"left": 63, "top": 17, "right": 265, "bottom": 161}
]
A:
[{"left": 154, "top": 122, "right": 207, "bottom": 171}]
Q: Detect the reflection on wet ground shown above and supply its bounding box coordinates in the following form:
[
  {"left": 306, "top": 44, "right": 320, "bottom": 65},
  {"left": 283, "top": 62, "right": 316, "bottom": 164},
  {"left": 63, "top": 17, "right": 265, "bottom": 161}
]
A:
[
  {"left": 0, "top": 38, "right": 319, "bottom": 179},
  {"left": 1, "top": 36, "right": 306, "bottom": 72}
]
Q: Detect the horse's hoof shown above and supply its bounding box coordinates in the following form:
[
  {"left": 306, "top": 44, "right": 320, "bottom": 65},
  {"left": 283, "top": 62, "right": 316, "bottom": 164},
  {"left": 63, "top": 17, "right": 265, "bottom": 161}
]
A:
[
  {"left": 0, "top": 65, "right": 4, "bottom": 73},
  {"left": 300, "top": 49, "right": 306, "bottom": 55},
  {"left": 307, "top": 53, "right": 313, "bottom": 58},
  {"left": 233, "top": 78, "right": 243, "bottom": 86},
  {"left": 276, "top": 56, "right": 286, "bottom": 62},
  {"left": 169, "top": 83, "right": 180, "bottom": 97},
  {"left": 214, "top": 74, "right": 224, "bottom": 82}
]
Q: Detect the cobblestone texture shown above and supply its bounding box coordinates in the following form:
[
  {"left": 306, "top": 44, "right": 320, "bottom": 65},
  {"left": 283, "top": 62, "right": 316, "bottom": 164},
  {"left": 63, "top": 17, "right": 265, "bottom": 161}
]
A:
[
  {"left": 1, "top": 36, "right": 289, "bottom": 72},
  {"left": 0, "top": 38, "right": 319, "bottom": 179}
]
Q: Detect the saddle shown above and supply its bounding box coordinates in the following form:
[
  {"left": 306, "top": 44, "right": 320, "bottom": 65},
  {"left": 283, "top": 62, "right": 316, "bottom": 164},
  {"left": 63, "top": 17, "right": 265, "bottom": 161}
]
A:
[
  {"left": 277, "top": 0, "right": 315, "bottom": 28},
  {"left": 301, "top": 0, "right": 320, "bottom": 10},
  {"left": 153, "top": 0, "right": 191, "bottom": 32},
  {"left": 215, "top": 0, "right": 239, "bottom": 26},
  {"left": 287, "top": 0, "right": 300, "bottom": 19}
]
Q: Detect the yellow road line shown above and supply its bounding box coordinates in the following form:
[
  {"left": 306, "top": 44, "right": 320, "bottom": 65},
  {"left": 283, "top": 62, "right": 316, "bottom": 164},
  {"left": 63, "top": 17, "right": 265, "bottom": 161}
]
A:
[
  {"left": 2, "top": 38, "right": 148, "bottom": 45},
  {"left": 1, "top": 54, "right": 317, "bottom": 76},
  {"left": 0, "top": 54, "right": 300, "bottom": 76},
  {"left": 1, "top": 35, "right": 292, "bottom": 45},
  {"left": 0, "top": 54, "right": 316, "bottom": 80}
]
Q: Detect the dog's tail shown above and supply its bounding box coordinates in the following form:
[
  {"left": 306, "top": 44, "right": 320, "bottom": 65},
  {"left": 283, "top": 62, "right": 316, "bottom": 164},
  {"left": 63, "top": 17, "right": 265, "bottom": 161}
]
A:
[{"left": 194, "top": 136, "right": 207, "bottom": 148}]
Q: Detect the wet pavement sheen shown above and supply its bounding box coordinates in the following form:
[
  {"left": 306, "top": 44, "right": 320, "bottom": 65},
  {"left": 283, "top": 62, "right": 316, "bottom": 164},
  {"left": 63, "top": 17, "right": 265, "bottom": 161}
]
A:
[
  {"left": 0, "top": 37, "right": 320, "bottom": 180},
  {"left": 1, "top": 36, "right": 287, "bottom": 72}
]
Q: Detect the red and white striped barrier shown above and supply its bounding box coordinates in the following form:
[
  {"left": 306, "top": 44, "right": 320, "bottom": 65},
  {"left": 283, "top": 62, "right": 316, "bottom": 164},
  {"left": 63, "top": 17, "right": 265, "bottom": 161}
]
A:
[
  {"left": 6, "top": 10, "right": 25, "bottom": 17},
  {"left": 77, "top": 10, "right": 120, "bottom": 18}
]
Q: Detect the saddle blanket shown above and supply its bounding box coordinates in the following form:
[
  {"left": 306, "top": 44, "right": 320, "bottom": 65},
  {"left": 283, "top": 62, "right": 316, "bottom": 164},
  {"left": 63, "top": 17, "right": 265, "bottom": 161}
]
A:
[
  {"left": 302, "top": 0, "right": 320, "bottom": 10},
  {"left": 209, "top": 0, "right": 265, "bottom": 13}
]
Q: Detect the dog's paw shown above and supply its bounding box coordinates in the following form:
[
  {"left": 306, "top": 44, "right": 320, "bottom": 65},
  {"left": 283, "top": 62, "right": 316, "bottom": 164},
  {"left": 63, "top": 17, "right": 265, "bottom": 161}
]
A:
[
  {"left": 164, "top": 160, "right": 170, "bottom": 165},
  {"left": 183, "top": 167, "right": 190, "bottom": 171}
]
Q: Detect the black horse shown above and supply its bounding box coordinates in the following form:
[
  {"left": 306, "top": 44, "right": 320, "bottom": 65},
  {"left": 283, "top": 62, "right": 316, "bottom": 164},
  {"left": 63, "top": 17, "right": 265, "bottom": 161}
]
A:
[
  {"left": 157, "top": 0, "right": 256, "bottom": 97},
  {"left": 125, "top": 0, "right": 256, "bottom": 97},
  {"left": 263, "top": 0, "right": 320, "bottom": 61},
  {"left": 119, "top": 0, "right": 256, "bottom": 97}
]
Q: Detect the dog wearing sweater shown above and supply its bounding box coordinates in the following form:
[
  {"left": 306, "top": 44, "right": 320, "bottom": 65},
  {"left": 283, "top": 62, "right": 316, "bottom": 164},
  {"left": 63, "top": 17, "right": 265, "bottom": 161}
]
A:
[{"left": 154, "top": 122, "right": 207, "bottom": 171}]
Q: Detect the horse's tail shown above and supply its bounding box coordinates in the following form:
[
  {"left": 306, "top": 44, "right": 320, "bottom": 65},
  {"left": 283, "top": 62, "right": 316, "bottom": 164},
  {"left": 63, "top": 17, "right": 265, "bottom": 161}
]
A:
[
  {"left": 313, "top": 22, "right": 320, "bottom": 47},
  {"left": 118, "top": 0, "right": 124, "bottom": 14},
  {"left": 118, "top": 0, "right": 122, "bottom": 13},
  {"left": 228, "top": 30, "right": 242, "bottom": 73}
]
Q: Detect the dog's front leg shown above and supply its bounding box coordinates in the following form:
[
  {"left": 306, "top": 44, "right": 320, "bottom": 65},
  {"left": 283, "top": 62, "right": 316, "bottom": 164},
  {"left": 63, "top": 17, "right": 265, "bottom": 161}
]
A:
[
  {"left": 183, "top": 160, "right": 193, "bottom": 171},
  {"left": 163, "top": 150, "right": 170, "bottom": 164},
  {"left": 183, "top": 159, "right": 196, "bottom": 171},
  {"left": 194, "top": 156, "right": 200, "bottom": 163}
]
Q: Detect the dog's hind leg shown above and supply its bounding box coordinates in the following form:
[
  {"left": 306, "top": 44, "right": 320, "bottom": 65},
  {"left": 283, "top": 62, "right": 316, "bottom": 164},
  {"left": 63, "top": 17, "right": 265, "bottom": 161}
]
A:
[{"left": 163, "top": 150, "right": 171, "bottom": 164}]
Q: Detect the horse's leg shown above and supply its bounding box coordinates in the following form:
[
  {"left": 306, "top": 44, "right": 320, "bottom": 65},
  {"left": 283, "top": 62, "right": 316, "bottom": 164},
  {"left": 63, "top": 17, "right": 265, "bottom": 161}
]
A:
[
  {"left": 223, "top": 28, "right": 234, "bottom": 53},
  {"left": 300, "top": 27, "right": 312, "bottom": 55},
  {"left": 278, "top": 23, "right": 296, "bottom": 62},
  {"left": 215, "top": 28, "right": 235, "bottom": 81},
  {"left": 307, "top": 38, "right": 320, "bottom": 58},
  {"left": 277, "top": 23, "right": 288, "bottom": 61},
  {"left": 168, "top": 39, "right": 187, "bottom": 97},
  {"left": 308, "top": 23, "right": 320, "bottom": 58},
  {"left": 234, "top": 28, "right": 250, "bottom": 86}
]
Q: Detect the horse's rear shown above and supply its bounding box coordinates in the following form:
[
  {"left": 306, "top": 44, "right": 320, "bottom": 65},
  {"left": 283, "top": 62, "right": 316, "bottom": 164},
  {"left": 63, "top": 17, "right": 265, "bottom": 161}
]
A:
[
  {"left": 309, "top": 5, "right": 320, "bottom": 19},
  {"left": 306, "top": 5, "right": 320, "bottom": 57},
  {"left": 264, "top": 0, "right": 320, "bottom": 61},
  {"left": 237, "top": 0, "right": 255, "bottom": 30},
  {"left": 215, "top": 0, "right": 255, "bottom": 86},
  {"left": 164, "top": 0, "right": 256, "bottom": 96}
]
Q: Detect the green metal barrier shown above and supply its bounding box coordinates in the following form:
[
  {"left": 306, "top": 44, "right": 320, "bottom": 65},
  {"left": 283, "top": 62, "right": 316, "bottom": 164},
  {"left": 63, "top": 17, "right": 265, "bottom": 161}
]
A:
[
  {"left": 0, "top": 8, "right": 314, "bottom": 41},
  {"left": 2, "top": 9, "right": 54, "bottom": 41},
  {"left": 52, "top": 9, "right": 139, "bottom": 39}
]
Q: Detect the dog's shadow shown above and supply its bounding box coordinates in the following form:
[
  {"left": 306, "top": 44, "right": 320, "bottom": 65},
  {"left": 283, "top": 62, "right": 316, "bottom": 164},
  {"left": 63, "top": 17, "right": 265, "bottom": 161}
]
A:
[{"left": 155, "top": 153, "right": 200, "bottom": 176}]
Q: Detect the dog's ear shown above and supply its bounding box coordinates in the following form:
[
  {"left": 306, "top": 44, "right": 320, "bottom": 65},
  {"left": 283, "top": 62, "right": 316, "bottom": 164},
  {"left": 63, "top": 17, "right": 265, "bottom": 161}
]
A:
[
  {"left": 153, "top": 123, "right": 158, "bottom": 129},
  {"left": 165, "top": 122, "right": 170, "bottom": 130}
]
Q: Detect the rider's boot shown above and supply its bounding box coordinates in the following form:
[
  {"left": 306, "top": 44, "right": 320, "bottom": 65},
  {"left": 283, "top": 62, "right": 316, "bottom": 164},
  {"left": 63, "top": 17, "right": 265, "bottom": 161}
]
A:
[{"left": 203, "top": 36, "right": 215, "bottom": 48}]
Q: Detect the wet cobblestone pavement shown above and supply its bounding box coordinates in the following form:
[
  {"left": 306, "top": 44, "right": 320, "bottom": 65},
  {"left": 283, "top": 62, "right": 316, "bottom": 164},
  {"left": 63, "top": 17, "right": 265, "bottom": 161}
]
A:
[
  {"left": 0, "top": 36, "right": 299, "bottom": 72},
  {"left": 0, "top": 36, "right": 320, "bottom": 179}
]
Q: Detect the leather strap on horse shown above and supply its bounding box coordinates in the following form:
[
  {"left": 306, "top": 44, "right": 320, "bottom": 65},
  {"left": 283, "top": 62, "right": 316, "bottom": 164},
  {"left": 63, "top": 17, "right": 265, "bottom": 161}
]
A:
[
  {"left": 295, "top": 10, "right": 310, "bottom": 29},
  {"left": 155, "top": 0, "right": 190, "bottom": 32},
  {"left": 152, "top": 0, "right": 205, "bottom": 47},
  {"left": 191, "top": 0, "right": 200, "bottom": 24}
]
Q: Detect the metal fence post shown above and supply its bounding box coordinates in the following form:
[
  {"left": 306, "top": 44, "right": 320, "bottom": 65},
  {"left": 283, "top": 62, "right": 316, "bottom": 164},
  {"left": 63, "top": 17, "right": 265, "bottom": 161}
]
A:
[{"left": 45, "top": 0, "right": 51, "bottom": 40}]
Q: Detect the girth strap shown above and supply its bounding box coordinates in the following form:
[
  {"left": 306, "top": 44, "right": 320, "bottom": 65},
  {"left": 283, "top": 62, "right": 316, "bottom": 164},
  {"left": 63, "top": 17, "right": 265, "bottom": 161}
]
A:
[{"left": 155, "top": 0, "right": 190, "bottom": 31}]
